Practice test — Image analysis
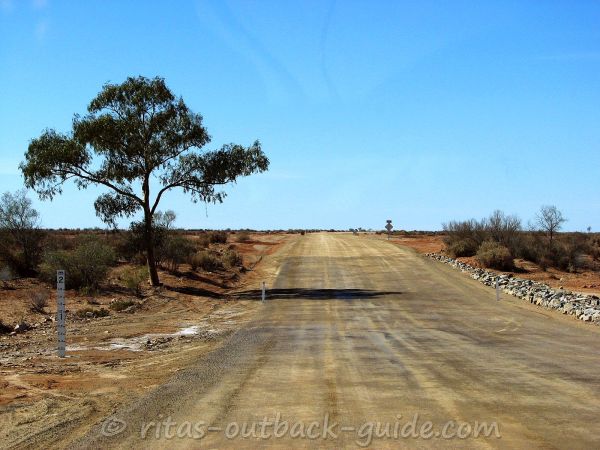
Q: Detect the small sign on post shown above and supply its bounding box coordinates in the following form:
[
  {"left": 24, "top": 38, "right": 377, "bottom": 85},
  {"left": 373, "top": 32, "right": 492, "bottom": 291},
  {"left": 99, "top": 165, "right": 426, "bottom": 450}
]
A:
[
  {"left": 57, "top": 270, "right": 66, "bottom": 358},
  {"left": 385, "top": 220, "right": 393, "bottom": 240},
  {"left": 261, "top": 281, "right": 266, "bottom": 302}
]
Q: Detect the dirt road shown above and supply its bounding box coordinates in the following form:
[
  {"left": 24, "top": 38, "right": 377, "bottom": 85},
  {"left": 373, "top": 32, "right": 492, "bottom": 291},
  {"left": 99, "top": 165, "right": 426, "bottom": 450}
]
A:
[{"left": 74, "top": 233, "right": 600, "bottom": 449}]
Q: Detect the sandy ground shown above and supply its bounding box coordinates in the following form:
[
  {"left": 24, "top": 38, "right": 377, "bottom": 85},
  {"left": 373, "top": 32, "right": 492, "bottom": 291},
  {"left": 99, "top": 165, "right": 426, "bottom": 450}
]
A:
[
  {"left": 392, "top": 233, "right": 600, "bottom": 296},
  {"left": 0, "top": 233, "right": 289, "bottom": 449},
  {"left": 69, "top": 233, "right": 600, "bottom": 449}
]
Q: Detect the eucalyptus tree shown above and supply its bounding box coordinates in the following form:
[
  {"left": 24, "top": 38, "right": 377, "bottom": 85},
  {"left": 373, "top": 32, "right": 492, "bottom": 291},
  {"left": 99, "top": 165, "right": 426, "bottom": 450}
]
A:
[{"left": 21, "top": 76, "right": 269, "bottom": 285}]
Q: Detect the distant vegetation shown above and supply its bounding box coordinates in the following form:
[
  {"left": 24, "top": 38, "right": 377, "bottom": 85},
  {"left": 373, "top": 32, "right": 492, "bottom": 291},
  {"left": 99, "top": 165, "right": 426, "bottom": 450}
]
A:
[
  {"left": 0, "top": 189, "right": 247, "bottom": 294},
  {"left": 443, "top": 207, "right": 598, "bottom": 272}
]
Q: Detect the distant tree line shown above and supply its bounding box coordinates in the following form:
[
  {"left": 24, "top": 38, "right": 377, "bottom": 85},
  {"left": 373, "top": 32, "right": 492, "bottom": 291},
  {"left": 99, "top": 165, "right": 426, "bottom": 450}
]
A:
[{"left": 443, "top": 206, "right": 599, "bottom": 272}]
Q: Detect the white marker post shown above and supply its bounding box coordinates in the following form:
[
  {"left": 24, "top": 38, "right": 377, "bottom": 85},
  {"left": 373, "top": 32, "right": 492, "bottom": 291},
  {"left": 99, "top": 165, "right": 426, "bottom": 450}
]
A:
[
  {"left": 261, "top": 281, "right": 266, "bottom": 302},
  {"left": 496, "top": 279, "right": 500, "bottom": 301},
  {"left": 57, "top": 270, "right": 66, "bottom": 358}
]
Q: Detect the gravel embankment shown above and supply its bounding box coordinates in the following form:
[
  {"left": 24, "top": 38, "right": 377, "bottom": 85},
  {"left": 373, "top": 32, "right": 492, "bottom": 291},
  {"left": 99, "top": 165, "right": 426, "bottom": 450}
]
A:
[{"left": 426, "top": 253, "right": 600, "bottom": 324}]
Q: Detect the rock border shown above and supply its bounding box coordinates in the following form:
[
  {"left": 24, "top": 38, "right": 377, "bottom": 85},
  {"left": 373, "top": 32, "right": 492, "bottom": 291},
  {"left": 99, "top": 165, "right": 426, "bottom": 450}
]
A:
[{"left": 425, "top": 253, "right": 600, "bottom": 325}]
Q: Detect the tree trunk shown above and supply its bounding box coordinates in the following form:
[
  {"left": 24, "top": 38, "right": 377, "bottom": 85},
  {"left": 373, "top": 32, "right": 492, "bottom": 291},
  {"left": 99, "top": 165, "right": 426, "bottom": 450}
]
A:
[{"left": 144, "top": 210, "right": 161, "bottom": 286}]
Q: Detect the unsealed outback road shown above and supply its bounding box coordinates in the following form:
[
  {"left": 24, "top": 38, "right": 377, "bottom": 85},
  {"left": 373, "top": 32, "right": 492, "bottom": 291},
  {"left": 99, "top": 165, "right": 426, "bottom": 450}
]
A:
[{"left": 76, "top": 233, "right": 600, "bottom": 449}]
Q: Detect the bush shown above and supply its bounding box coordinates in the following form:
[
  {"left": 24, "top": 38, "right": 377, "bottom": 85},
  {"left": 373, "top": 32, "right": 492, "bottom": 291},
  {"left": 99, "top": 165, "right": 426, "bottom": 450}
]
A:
[
  {"left": 208, "top": 231, "right": 228, "bottom": 244},
  {"left": 29, "top": 289, "right": 49, "bottom": 313},
  {"left": 222, "top": 249, "right": 242, "bottom": 269},
  {"left": 122, "top": 267, "right": 147, "bottom": 297},
  {"left": 160, "top": 235, "right": 195, "bottom": 272},
  {"left": 196, "top": 234, "right": 211, "bottom": 249},
  {"left": 446, "top": 239, "right": 479, "bottom": 258},
  {"left": 39, "top": 236, "right": 116, "bottom": 291},
  {"left": 109, "top": 299, "right": 136, "bottom": 311},
  {"left": 476, "top": 241, "right": 514, "bottom": 271},
  {"left": 236, "top": 231, "right": 251, "bottom": 242},
  {"left": 76, "top": 307, "right": 110, "bottom": 318},
  {"left": 189, "top": 251, "right": 222, "bottom": 271},
  {"left": 0, "top": 190, "right": 46, "bottom": 276},
  {"left": 0, "top": 319, "right": 12, "bottom": 334},
  {"left": 443, "top": 219, "right": 487, "bottom": 257}
]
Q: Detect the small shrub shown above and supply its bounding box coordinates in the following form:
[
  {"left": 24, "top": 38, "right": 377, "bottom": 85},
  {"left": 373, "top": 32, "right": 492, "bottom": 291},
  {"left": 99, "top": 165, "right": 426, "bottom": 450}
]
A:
[
  {"left": 538, "top": 256, "right": 551, "bottom": 272},
  {"left": 39, "top": 236, "right": 116, "bottom": 291},
  {"left": 236, "top": 231, "right": 251, "bottom": 243},
  {"left": 122, "top": 267, "right": 147, "bottom": 297},
  {"left": 29, "top": 289, "right": 49, "bottom": 313},
  {"left": 208, "top": 231, "right": 228, "bottom": 244},
  {"left": 76, "top": 307, "right": 110, "bottom": 318},
  {"left": 0, "top": 319, "right": 12, "bottom": 334},
  {"left": 476, "top": 241, "right": 514, "bottom": 270},
  {"left": 196, "top": 234, "right": 211, "bottom": 248},
  {"left": 109, "top": 299, "right": 136, "bottom": 312},
  {"left": 160, "top": 235, "right": 195, "bottom": 272},
  {"left": 446, "top": 239, "right": 479, "bottom": 258},
  {"left": 189, "top": 251, "right": 223, "bottom": 271},
  {"left": 222, "top": 249, "right": 242, "bottom": 269}
]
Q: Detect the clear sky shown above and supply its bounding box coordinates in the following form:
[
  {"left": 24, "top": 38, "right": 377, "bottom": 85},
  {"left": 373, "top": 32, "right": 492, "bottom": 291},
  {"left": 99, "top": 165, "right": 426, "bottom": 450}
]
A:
[{"left": 1, "top": 0, "right": 599, "bottom": 231}]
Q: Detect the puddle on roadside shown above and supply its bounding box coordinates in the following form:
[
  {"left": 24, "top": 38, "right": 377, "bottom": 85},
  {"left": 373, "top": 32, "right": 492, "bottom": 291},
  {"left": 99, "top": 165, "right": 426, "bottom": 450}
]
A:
[{"left": 66, "top": 323, "right": 220, "bottom": 352}]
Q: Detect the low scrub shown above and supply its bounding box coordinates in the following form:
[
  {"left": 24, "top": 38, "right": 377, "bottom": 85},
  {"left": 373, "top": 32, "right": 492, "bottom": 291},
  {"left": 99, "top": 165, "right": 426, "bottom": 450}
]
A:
[
  {"left": 446, "top": 239, "right": 479, "bottom": 258},
  {"left": 160, "top": 235, "right": 195, "bottom": 272},
  {"left": 76, "top": 307, "right": 110, "bottom": 318},
  {"left": 29, "top": 289, "right": 49, "bottom": 313},
  {"left": 189, "top": 251, "right": 223, "bottom": 272},
  {"left": 208, "top": 231, "right": 228, "bottom": 244},
  {"left": 122, "top": 267, "right": 147, "bottom": 297},
  {"left": 196, "top": 234, "right": 211, "bottom": 249},
  {"left": 222, "top": 249, "right": 242, "bottom": 269},
  {"left": 476, "top": 241, "right": 514, "bottom": 271},
  {"left": 109, "top": 299, "right": 136, "bottom": 312},
  {"left": 0, "top": 319, "right": 12, "bottom": 334},
  {"left": 39, "top": 236, "right": 116, "bottom": 291},
  {"left": 236, "top": 231, "right": 251, "bottom": 243}
]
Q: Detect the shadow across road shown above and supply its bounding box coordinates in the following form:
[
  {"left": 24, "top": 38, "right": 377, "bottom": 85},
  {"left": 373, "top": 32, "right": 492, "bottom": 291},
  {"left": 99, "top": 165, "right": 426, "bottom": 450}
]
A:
[{"left": 232, "top": 288, "right": 402, "bottom": 301}]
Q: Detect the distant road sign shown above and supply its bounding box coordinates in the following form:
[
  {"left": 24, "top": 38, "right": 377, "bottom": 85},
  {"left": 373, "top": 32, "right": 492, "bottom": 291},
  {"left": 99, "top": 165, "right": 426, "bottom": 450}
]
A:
[{"left": 385, "top": 221, "right": 393, "bottom": 240}]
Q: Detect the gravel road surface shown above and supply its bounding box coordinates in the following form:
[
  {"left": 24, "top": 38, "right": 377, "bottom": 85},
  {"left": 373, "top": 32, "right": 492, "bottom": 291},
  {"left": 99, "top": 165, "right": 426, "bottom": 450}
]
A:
[{"left": 73, "top": 233, "right": 600, "bottom": 449}]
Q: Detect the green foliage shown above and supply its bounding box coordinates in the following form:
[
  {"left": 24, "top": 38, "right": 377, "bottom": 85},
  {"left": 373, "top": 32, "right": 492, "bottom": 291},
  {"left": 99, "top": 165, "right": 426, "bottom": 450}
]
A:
[
  {"left": 40, "top": 236, "right": 116, "bottom": 291},
  {"left": 0, "top": 190, "right": 46, "bottom": 276},
  {"left": 118, "top": 211, "right": 175, "bottom": 263},
  {"left": 222, "top": 249, "right": 242, "bottom": 269},
  {"left": 160, "top": 235, "right": 195, "bottom": 272},
  {"left": 109, "top": 299, "right": 136, "bottom": 312},
  {"left": 122, "top": 267, "right": 147, "bottom": 297},
  {"left": 189, "top": 251, "right": 223, "bottom": 272},
  {"left": 476, "top": 241, "right": 514, "bottom": 271},
  {"left": 21, "top": 76, "right": 269, "bottom": 285}
]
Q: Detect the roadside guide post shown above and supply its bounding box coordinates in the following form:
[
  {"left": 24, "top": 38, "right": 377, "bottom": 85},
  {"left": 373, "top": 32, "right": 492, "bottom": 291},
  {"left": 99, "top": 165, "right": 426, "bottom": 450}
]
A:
[
  {"left": 496, "top": 279, "right": 500, "bottom": 301},
  {"left": 385, "top": 220, "right": 393, "bottom": 240},
  {"left": 262, "top": 281, "right": 266, "bottom": 302},
  {"left": 57, "top": 270, "right": 66, "bottom": 358}
]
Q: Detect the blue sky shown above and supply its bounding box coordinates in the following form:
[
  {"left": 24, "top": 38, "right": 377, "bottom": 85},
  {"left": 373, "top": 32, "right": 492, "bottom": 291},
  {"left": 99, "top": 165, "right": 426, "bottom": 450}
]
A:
[{"left": 1, "top": 0, "right": 599, "bottom": 230}]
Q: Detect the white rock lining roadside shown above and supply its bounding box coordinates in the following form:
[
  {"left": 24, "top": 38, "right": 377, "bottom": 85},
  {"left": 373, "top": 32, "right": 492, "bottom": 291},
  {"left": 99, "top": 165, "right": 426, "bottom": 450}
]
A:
[{"left": 425, "top": 253, "right": 600, "bottom": 325}]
